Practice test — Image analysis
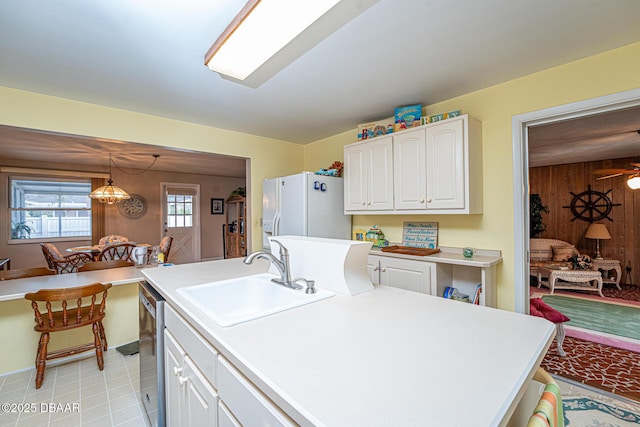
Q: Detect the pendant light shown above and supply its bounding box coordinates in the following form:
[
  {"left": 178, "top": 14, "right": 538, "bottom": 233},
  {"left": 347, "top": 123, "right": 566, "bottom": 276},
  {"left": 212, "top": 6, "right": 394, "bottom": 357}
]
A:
[{"left": 89, "top": 153, "right": 131, "bottom": 204}]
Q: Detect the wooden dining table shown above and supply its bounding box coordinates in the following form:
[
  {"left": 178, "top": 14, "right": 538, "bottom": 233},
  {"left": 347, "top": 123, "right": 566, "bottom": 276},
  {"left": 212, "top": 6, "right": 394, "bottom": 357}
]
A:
[
  {"left": 66, "top": 245, "right": 103, "bottom": 259},
  {"left": 66, "top": 243, "right": 151, "bottom": 261}
]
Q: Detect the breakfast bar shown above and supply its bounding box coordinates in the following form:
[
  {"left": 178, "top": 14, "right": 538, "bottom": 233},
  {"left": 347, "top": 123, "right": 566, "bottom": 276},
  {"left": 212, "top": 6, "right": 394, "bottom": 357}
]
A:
[
  {"left": 143, "top": 256, "right": 555, "bottom": 426},
  {"left": 0, "top": 267, "right": 146, "bottom": 374}
]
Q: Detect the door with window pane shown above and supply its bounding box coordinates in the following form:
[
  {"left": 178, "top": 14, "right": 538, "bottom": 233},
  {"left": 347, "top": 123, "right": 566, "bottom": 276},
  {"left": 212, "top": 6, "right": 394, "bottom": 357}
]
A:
[{"left": 162, "top": 184, "right": 200, "bottom": 264}]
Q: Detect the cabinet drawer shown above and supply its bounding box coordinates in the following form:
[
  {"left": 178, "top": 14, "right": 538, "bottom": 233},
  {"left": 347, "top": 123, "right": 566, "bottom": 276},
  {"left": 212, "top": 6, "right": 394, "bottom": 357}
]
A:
[
  {"left": 165, "top": 304, "right": 218, "bottom": 388},
  {"left": 217, "top": 356, "right": 295, "bottom": 427}
]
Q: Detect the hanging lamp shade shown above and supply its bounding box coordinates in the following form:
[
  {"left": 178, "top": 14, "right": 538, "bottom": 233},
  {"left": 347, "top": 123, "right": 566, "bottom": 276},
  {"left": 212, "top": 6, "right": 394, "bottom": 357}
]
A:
[
  {"left": 89, "top": 178, "right": 130, "bottom": 204},
  {"left": 89, "top": 154, "right": 130, "bottom": 204}
]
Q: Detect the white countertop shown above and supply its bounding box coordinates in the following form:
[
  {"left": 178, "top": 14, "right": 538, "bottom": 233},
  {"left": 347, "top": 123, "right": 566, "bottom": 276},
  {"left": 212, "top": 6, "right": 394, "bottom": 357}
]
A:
[
  {"left": 369, "top": 245, "right": 503, "bottom": 268},
  {"left": 143, "top": 259, "right": 553, "bottom": 427},
  {"left": 0, "top": 266, "right": 146, "bottom": 301}
]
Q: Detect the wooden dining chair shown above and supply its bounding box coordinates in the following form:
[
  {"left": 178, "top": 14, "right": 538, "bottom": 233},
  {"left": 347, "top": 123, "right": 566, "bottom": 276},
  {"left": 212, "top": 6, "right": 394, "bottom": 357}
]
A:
[
  {"left": 40, "top": 243, "right": 94, "bottom": 274},
  {"left": 98, "top": 242, "right": 137, "bottom": 262},
  {"left": 0, "top": 267, "right": 55, "bottom": 281},
  {"left": 24, "top": 282, "right": 112, "bottom": 389},
  {"left": 78, "top": 260, "right": 134, "bottom": 272}
]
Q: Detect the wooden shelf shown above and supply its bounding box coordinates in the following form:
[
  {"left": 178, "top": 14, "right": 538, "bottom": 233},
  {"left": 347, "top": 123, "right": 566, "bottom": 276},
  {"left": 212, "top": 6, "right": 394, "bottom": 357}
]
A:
[{"left": 225, "top": 195, "right": 246, "bottom": 258}]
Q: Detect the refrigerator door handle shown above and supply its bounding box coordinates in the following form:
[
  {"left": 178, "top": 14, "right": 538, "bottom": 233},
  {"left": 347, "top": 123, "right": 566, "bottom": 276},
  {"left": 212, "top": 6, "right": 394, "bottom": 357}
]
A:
[{"left": 273, "top": 213, "right": 281, "bottom": 236}]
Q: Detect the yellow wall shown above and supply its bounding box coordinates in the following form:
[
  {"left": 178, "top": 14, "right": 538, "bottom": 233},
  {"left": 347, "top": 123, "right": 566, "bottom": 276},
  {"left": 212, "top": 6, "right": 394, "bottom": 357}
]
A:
[
  {"left": 304, "top": 41, "right": 640, "bottom": 309},
  {"left": 2, "top": 42, "right": 640, "bottom": 312},
  {"left": 0, "top": 87, "right": 305, "bottom": 254}
]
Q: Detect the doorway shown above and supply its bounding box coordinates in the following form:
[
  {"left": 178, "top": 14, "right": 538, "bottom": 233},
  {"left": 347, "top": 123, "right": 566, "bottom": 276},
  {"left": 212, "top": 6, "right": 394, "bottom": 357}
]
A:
[
  {"left": 512, "top": 87, "right": 640, "bottom": 313},
  {"left": 161, "top": 183, "right": 200, "bottom": 264}
]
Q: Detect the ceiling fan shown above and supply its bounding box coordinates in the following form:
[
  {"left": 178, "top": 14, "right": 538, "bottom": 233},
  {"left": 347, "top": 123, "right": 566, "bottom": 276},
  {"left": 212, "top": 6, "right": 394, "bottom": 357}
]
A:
[{"left": 593, "top": 163, "right": 640, "bottom": 189}]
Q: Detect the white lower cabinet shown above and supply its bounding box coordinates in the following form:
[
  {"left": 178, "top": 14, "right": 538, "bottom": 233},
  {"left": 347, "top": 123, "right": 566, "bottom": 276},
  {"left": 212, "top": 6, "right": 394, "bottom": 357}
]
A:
[
  {"left": 217, "top": 356, "right": 295, "bottom": 427},
  {"left": 368, "top": 254, "right": 436, "bottom": 295},
  {"left": 218, "top": 401, "right": 241, "bottom": 427},
  {"left": 367, "top": 249, "right": 502, "bottom": 307},
  {"left": 164, "top": 329, "right": 218, "bottom": 427},
  {"left": 164, "top": 304, "right": 295, "bottom": 427},
  {"left": 184, "top": 356, "right": 218, "bottom": 426}
]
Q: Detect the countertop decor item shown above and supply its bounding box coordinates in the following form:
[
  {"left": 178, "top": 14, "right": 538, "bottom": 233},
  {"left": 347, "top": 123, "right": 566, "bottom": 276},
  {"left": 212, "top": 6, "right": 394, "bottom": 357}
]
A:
[
  {"left": 381, "top": 246, "right": 440, "bottom": 256},
  {"left": 365, "top": 225, "right": 388, "bottom": 247},
  {"left": 402, "top": 222, "right": 438, "bottom": 248},
  {"left": 462, "top": 247, "right": 475, "bottom": 258}
]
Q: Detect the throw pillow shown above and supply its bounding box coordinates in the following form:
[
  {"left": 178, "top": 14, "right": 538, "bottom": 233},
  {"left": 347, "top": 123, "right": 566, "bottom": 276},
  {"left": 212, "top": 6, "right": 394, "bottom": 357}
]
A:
[{"left": 551, "top": 245, "right": 578, "bottom": 262}]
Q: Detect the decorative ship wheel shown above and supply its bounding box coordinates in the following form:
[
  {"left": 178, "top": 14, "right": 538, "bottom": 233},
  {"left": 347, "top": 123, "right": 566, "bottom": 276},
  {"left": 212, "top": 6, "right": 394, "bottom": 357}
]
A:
[{"left": 563, "top": 185, "right": 620, "bottom": 222}]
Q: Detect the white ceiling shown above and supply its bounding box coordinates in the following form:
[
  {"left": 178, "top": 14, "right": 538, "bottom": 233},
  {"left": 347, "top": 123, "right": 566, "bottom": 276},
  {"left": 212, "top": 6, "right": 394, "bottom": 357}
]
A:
[{"left": 1, "top": 0, "right": 640, "bottom": 169}]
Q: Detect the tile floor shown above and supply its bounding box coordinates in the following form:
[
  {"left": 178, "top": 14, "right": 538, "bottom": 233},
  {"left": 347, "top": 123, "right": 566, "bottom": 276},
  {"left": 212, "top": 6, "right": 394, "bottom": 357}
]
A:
[
  {"left": 0, "top": 350, "right": 150, "bottom": 427},
  {"left": 2, "top": 349, "right": 638, "bottom": 426}
]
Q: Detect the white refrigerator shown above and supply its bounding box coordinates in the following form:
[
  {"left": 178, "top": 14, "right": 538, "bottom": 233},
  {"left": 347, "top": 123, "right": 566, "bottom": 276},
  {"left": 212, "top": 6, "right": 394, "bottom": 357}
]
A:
[{"left": 262, "top": 172, "right": 351, "bottom": 250}]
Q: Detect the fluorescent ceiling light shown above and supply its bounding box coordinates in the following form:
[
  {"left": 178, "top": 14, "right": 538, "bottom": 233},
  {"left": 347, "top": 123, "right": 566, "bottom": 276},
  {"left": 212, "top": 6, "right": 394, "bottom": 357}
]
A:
[{"left": 204, "top": 0, "right": 379, "bottom": 87}]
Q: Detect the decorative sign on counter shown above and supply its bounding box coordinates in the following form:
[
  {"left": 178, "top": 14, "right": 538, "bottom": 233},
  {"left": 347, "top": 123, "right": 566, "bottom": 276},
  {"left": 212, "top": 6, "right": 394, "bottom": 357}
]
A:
[{"left": 402, "top": 222, "right": 438, "bottom": 249}]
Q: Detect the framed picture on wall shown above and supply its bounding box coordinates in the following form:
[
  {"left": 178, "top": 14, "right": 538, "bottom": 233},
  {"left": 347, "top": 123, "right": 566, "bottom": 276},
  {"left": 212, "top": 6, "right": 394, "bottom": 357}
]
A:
[{"left": 211, "top": 198, "right": 224, "bottom": 215}]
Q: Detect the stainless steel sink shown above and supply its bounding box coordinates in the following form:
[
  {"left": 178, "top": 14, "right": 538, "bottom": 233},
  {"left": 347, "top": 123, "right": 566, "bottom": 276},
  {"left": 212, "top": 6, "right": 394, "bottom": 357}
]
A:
[{"left": 177, "top": 273, "right": 333, "bottom": 326}]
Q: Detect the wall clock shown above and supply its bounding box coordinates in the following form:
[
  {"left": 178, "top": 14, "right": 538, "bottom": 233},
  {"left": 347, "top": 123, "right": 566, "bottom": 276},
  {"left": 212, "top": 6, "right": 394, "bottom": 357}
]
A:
[
  {"left": 118, "top": 194, "right": 148, "bottom": 219},
  {"left": 562, "top": 185, "right": 620, "bottom": 222}
]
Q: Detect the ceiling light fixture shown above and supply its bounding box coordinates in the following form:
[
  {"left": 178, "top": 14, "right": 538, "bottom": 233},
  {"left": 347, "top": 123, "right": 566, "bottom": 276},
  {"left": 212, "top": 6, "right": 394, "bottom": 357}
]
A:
[
  {"left": 627, "top": 175, "right": 640, "bottom": 190},
  {"left": 89, "top": 153, "right": 131, "bottom": 205},
  {"left": 204, "top": 0, "right": 380, "bottom": 87}
]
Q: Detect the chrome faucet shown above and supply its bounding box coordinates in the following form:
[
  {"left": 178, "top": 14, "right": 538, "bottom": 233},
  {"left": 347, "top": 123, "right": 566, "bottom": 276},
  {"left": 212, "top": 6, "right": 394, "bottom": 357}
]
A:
[{"left": 243, "top": 239, "right": 302, "bottom": 290}]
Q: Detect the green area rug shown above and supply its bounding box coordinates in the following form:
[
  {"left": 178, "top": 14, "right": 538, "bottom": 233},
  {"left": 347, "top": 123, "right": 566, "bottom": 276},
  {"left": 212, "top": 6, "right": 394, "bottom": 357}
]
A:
[
  {"left": 541, "top": 295, "right": 640, "bottom": 341},
  {"left": 563, "top": 397, "right": 640, "bottom": 426}
]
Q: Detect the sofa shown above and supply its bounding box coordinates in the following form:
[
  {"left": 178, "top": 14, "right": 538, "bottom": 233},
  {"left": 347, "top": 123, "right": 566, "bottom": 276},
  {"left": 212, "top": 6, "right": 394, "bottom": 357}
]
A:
[{"left": 529, "top": 238, "right": 580, "bottom": 285}]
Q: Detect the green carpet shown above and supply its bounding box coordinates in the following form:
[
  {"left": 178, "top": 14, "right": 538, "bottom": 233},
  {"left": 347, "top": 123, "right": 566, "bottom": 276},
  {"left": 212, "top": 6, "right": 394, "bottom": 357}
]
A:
[{"left": 541, "top": 295, "right": 640, "bottom": 341}]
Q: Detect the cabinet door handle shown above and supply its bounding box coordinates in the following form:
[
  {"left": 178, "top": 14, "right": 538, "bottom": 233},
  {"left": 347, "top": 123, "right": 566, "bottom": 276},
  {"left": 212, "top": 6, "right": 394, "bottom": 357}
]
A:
[
  {"left": 381, "top": 268, "right": 386, "bottom": 272},
  {"left": 427, "top": 198, "right": 432, "bottom": 203},
  {"left": 362, "top": 201, "right": 366, "bottom": 205},
  {"left": 179, "top": 376, "right": 189, "bottom": 386},
  {"left": 420, "top": 198, "right": 425, "bottom": 203},
  {"left": 367, "top": 201, "right": 371, "bottom": 205},
  {"left": 173, "top": 367, "right": 183, "bottom": 376}
]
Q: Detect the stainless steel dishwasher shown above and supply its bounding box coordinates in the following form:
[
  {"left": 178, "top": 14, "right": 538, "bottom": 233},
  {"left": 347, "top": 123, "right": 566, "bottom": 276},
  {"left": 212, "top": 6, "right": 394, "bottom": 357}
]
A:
[{"left": 139, "top": 281, "right": 165, "bottom": 427}]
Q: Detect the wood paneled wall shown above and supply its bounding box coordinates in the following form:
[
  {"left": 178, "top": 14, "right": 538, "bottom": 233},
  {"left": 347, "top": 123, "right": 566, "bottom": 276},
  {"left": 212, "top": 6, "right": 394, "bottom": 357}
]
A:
[{"left": 530, "top": 157, "right": 640, "bottom": 285}]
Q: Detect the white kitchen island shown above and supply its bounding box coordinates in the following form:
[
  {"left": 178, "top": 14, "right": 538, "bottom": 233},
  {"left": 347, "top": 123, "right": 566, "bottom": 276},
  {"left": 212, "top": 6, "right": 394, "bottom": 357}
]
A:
[{"left": 143, "top": 258, "right": 554, "bottom": 427}]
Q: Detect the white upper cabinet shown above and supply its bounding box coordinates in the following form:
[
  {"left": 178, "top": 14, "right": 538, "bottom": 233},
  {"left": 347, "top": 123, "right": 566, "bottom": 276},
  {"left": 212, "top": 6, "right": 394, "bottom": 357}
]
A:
[
  {"left": 393, "top": 128, "right": 427, "bottom": 210},
  {"left": 344, "top": 114, "right": 482, "bottom": 214},
  {"left": 344, "top": 136, "right": 394, "bottom": 211},
  {"left": 425, "top": 117, "right": 465, "bottom": 210}
]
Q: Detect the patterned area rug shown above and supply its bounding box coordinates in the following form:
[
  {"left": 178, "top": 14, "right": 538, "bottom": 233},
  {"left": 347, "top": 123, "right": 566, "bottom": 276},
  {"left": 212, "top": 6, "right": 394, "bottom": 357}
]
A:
[
  {"left": 563, "top": 396, "right": 640, "bottom": 426},
  {"left": 542, "top": 336, "right": 640, "bottom": 402},
  {"left": 600, "top": 283, "right": 640, "bottom": 302}
]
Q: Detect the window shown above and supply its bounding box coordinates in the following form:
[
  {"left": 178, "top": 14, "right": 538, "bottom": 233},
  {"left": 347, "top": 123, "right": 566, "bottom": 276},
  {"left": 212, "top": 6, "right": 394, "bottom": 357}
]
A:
[
  {"left": 9, "top": 177, "right": 92, "bottom": 240},
  {"left": 167, "top": 194, "right": 193, "bottom": 228}
]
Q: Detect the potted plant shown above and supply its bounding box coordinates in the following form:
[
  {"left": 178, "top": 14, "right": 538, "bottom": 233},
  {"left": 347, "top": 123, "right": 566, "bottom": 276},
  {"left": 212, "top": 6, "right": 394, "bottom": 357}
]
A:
[
  {"left": 530, "top": 194, "right": 549, "bottom": 237},
  {"left": 11, "top": 220, "right": 32, "bottom": 239}
]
